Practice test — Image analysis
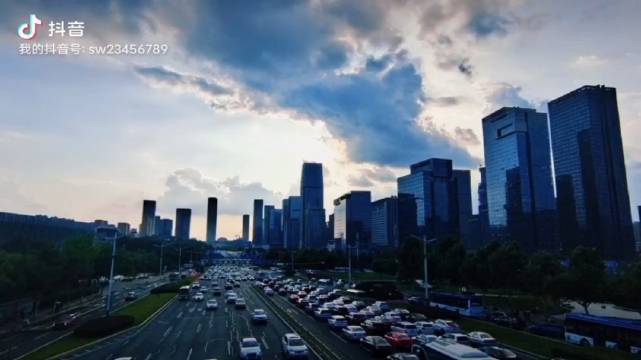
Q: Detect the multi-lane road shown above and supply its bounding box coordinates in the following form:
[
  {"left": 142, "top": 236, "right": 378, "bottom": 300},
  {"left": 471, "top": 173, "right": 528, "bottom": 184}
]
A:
[
  {"left": 71, "top": 281, "right": 321, "bottom": 360},
  {"left": 1, "top": 276, "right": 164, "bottom": 360}
]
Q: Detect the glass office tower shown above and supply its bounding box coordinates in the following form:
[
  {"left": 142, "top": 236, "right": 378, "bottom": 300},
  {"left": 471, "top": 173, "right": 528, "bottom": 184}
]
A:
[
  {"left": 333, "top": 191, "right": 371, "bottom": 251},
  {"left": 482, "top": 107, "right": 556, "bottom": 252},
  {"left": 300, "top": 162, "right": 326, "bottom": 249},
  {"left": 140, "top": 200, "right": 156, "bottom": 236},
  {"left": 206, "top": 197, "right": 218, "bottom": 243},
  {"left": 283, "top": 196, "right": 302, "bottom": 249},
  {"left": 242, "top": 214, "right": 250, "bottom": 241},
  {"left": 548, "top": 85, "right": 634, "bottom": 259},
  {"left": 253, "top": 199, "right": 263, "bottom": 245},
  {"left": 175, "top": 208, "right": 191, "bottom": 241}
]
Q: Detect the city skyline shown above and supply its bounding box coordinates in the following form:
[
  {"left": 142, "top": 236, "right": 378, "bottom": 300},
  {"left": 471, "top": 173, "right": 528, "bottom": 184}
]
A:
[{"left": 2, "top": 1, "right": 641, "bottom": 240}]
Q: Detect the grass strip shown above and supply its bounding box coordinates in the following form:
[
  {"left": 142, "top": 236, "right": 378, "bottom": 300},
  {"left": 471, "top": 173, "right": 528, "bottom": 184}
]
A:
[{"left": 22, "top": 293, "right": 175, "bottom": 360}]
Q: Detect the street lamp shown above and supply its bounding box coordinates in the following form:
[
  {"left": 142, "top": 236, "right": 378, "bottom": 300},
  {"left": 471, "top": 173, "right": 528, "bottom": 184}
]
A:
[
  {"left": 105, "top": 237, "right": 117, "bottom": 316},
  {"left": 411, "top": 234, "right": 436, "bottom": 300}
]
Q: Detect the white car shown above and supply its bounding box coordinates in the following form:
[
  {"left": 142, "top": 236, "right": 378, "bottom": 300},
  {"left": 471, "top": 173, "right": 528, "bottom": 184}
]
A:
[
  {"left": 416, "top": 321, "right": 436, "bottom": 335},
  {"left": 342, "top": 325, "right": 366, "bottom": 342},
  {"left": 468, "top": 331, "right": 497, "bottom": 347},
  {"left": 442, "top": 333, "right": 472, "bottom": 346},
  {"left": 235, "top": 298, "right": 247, "bottom": 309},
  {"left": 264, "top": 287, "right": 275, "bottom": 296},
  {"left": 328, "top": 315, "right": 348, "bottom": 330},
  {"left": 206, "top": 299, "right": 218, "bottom": 310},
  {"left": 240, "top": 337, "right": 262, "bottom": 359},
  {"left": 193, "top": 292, "right": 205, "bottom": 301},
  {"left": 433, "top": 319, "right": 461, "bottom": 334},
  {"left": 281, "top": 333, "right": 308, "bottom": 359},
  {"left": 252, "top": 309, "right": 268, "bottom": 323}
]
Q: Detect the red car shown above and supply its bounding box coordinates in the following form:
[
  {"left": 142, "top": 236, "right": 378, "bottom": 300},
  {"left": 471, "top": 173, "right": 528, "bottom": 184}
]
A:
[{"left": 384, "top": 332, "right": 413, "bottom": 350}]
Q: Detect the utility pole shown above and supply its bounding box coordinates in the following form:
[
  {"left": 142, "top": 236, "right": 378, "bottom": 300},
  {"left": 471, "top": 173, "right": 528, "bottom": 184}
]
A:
[{"left": 106, "top": 237, "right": 117, "bottom": 316}]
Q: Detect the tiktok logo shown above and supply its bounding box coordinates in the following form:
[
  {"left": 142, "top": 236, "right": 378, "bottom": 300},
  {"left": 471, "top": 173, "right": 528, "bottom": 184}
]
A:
[{"left": 17, "top": 14, "right": 42, "bottom": 40}]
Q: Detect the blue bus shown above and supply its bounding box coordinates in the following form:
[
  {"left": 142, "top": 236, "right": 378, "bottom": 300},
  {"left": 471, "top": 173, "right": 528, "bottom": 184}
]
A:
[
  {"left": 429, "top": 292, "right": 485, "bottom": 318},
  {"left": 564, "top": 313, "right": 641, "bottom": 354}
]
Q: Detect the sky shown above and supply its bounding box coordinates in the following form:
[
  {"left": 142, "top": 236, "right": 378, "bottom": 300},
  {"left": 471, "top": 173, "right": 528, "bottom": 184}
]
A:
[{"left": 1, "top": 0, "right": 640, "bottom": 240}]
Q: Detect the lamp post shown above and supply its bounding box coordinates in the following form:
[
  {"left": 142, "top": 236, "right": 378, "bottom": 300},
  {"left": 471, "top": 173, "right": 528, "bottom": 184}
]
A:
[
  {"left": 105, "top": 237, "right": 117, "bottom": 316},
  {"left": 422, "top": 235, "right": 437, "bottom": 299}
]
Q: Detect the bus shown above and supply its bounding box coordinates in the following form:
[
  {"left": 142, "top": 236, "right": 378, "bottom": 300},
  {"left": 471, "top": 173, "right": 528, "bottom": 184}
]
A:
[
  {"left": 429, "top": 292, "right": 485, "bottom": 318},
  {"left": 352, "top": 281, "right": 403, "bottom": 300},
  {"left": 411, "top": 336, "right": 495, "bottom": 360},
  {"left": 178, "top": 286, "right": 191, "bottom": 301},
  {"left": 564, "top": 312, "right": 641, "bottom": 354}
]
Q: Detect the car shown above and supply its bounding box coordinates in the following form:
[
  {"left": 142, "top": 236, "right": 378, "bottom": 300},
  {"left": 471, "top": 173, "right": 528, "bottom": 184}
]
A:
[
  {"left": 479, "top": 346, "right": 518, "bottom": 359},
  {"left": 235, "top": 298, "right": 247, "bottom": 309},
  {"left": 372, "top": 301, "right": 391, "bottom": 311},
  {"left": 360, "top": 336, "right": 393, "bottom": 356},
  {"left": 433, "top": 319, "right": 461, "bottom": 334},
  {"left": 342, "top": 325, "right": 367, "bottom": 342},
  {"left": 362, "top": 319, "right": 392, "bottom": 336},
  {"left": 468, "top": 331, "right": 497, "bottom": 347},
  {"left": 328, "top": 315, "right": 348, "bottom": 330},
  {"left": 227, "top": 294, "right": 238, "bottom": 304},
  {"left": 386, "top": 353, "right": 419, "bottom": 360},
  {"left": 206, "top": 299, "right": 218, "bottom": 310},
  {"left": 441, "top": 333, "right": 472, "bottom": 346},
  {"left": 346, "top": 311, "right": 369, "bottom": 325},
  {"left": 289, "top": 294, "right": 300, "bottom": 303},
  {"left": 125, "top": 291, "right": 137, "bottom": 301},
  {"left": 52, "top": 313, "right": 79, "bottom": 329},
  {"left": 252, "top": 309, "right": 268, "bottom": 323},
  {"left": 193, "top": 292, "right": 205, "bottom": 301},
  {"left": 313, "top": 308, "right": 332, "bottom": 320},
  {"left": 390, "top": 322, "right": 418, "bottom": 337},
  {"left": 212, "top": 287, "right": 222, "bottom": 296},
  {"left": 281, "top": 333, "right": 309, "bottom": 359},
  {"left": 384, "top": 332, "right": 413, "bottom": 350},
  {"left": 239, "top": 337, "right": 262, "bottom": 359},
  {"left": 415, "top": 321, "right": 436, "bottom": 335},
  {"left": 200, "top": 286, "right": 208, "bottom": 292},
  {"left": 264, "top": 287, "right": 275, "bottom": 296}
]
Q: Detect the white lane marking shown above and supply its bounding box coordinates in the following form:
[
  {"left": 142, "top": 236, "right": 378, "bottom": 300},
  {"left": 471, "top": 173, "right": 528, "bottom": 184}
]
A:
[
  {"left": 186, "top": 347, "right": 193, "bottom": 360},
  {"left": 106, "top": 354, "right": 114, "bottom": 360},
  {"left": 261, "top": 336, "right": 269, "bottom": 350},
  {"left": 177, "top": 311, "right": 183, "bottom": 319},
  {"left": 204, "top": 340, "right": 209, "bottom": 353},
  {"left": 227, "top": 341, "right": 231, "bottom": 355},
  {"left": 196, "top": 323, "right": 202, "bottom": 333},
  {"left": 144, "top": 353, "right": 152, "bottom": 360},
  {"left": 162, "top": 326, "right": 173, "bottom": 338}
]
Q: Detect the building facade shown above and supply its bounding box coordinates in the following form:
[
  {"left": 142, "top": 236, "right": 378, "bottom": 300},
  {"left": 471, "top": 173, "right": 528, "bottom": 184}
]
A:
[
  {"left": 333, "top": 191, "right": 371, "bottom": 252},
  {"left": 282, "top": 196, "right": 302, "bottom": 249},
  {"left": 206, "top": 197, "right": 218, "bottom": 243},
  {"left": 300, "top": 163, "right": 326, "bottom": 249},
  {"left": 242, "top": 214, "right": 250, "bottom": 241},
  {"left": 548, "top": 85, "right": 634, "bottom": 259},
  {"left": 175, "top": 208, "right": 191, "bottom": 241},
  {"left": 397, "top": 158, "right": 470, "bottom": 241},
  {"left": 160, "top": 218, "right": 173, "bottom": 238},
  {"left": 140, "top": 200, "right": 156, "bottom": 236},
  {"left": 253, "top": 199, "right": 264, "bottom": 245},
  {"left": 482, "top": 107, "right": 556, "bottom": 253},
  {"left": 371, "top": 195, "right": 418, "bottom": 249},
  {"left": 116, "top": 222, "right": 130, "bottom": 236}
]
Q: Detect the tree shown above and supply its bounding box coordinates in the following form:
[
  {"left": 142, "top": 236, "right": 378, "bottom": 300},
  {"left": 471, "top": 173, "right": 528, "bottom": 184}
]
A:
[
  {"left": 523, "top": 251, "right": 564, "bottom": 295},
  {"left": 555, "top": 246, "right": 606, "bottom": 314},
  {"left": 487, "top": 242, "right": 526, "bottom": 291},
  {"left": 397, "top": 237, "right": 422, "bottom": 281}
]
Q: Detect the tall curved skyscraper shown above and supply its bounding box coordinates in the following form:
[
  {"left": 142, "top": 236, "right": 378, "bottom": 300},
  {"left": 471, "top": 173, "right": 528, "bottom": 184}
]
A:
[{"left": 300, "top": 163, "right": 326, "bottom": 249}]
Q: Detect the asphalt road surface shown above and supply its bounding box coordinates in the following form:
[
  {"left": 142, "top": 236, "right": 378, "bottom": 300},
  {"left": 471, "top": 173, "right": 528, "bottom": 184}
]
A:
[
  {"left": 0, "top": 276, "right": 164, "bottom": 360},
  {"left": 70, "top": 281, "right": 321, "bottom": 360}
]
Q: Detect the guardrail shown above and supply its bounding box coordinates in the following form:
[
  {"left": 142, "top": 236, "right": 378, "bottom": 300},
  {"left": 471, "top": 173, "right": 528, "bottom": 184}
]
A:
[{"left": 250, "top": 286, "right": 343, "bottom": 360}]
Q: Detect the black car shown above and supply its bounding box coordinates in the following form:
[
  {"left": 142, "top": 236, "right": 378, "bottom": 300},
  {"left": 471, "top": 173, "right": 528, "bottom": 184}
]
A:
[
  {"left": 362, "top": 319, "right": 391, "bottom": 336},
  {"left": 360, "top": 336, "right": 393, "bottom": 357},
  {"left": 479, "top": 346, "right": 518, "bottom": 359}
]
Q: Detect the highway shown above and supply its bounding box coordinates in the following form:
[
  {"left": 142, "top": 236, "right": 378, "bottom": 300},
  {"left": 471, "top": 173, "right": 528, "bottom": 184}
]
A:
[
  {"left": 1, "top": 276, "right": 164, "bottom": 360},
  {"left": 71, "top": 281, "right": 320, "bottom": 360}
]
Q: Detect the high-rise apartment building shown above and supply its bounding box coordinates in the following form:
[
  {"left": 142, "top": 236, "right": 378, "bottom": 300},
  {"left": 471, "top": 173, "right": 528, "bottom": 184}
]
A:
[
  {"left": 175, "top": 208, "right": 191, "bottom": 241},
  {"left": 206, "top": 197, "right": 218, "bottom": 243},
  {"left": 140, "top": 200, "right": 156, "bottom": 236}
]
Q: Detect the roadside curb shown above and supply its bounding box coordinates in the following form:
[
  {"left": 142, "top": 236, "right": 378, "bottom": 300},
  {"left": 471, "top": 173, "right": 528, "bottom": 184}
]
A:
[{"left": 15, "top": 294, "right": 176, "bottom": 360}]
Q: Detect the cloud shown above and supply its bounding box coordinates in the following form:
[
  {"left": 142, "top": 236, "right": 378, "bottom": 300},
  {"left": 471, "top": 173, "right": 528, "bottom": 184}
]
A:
[
  {"left": 432, "top": 96, "right": 462, "bottom": 107},
  {"left": 157, "top": 168, "right": 282, "bottom": 216},
  {"left": 454, "top": 127, "right": 480, "bottom": 145},
  {"left": 485, "top": 82, "right": 534, "bottom": 110},
  {"left": 0, "top": 180, "right": 46, "bottom": 214},
  {"left": 570, "top": 55, "right": 608, "bottom": 69},
  {"left": 134, "top": 66, "right": 253, "bottom": 111},
  {"left": 348, "top": 175, "right": 374, "bottom": 187},
  {"left": 467, "top": 13, "right": 511, "bottom": 38}
]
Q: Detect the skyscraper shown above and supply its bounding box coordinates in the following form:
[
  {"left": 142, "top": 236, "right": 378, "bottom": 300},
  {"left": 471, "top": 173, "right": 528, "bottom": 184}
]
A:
[
  {"left": 116, "top": 222, "right": 130, "bottom": 236},
  {"left": 476, "top": 166, "right": 489, "bottom": 248},
  {"left": 482, "top": 107, "right": 556, "bottom": 252},
  {"left": 333, "top": 191, "right": 371, "bottom": 251},
  {"left": 282, "top": 196, "right": 302, "bottom": 249},
  {"left": 371, "top": 195, "right": 418, "bottom": 249},
  {"left": 548, "top": 85, "right": 634, "bottom": 259},
  {"left": 452, "top": 169, "right": 473, "bottom": 245},
  {"left": 397, "top": 158, "right": 469, "bottom": 241},
  {"left": 175, "top": 208, "right": 191, "bottom": 241},
  {"left": 300, "top": 163, "right": 326, "bottom": 249},
  {"left": 242, "top": 214, "right": 250, "bottom": 241},
  {"left": 253, "top": 199, "right": 263, "bottom": 244},
  {"left": 268, "top": 208, "right": 283, "bottom": 249},
  {"left": 140, "top": 200, "right": 156, "bottom": 236},
  {"left": 160, "top": 218, "right": 173, "bottom": 238},
  {"left": 206, "top": 197, "right": 218, "bottom": 243},
  {"left": 154, "top": 215, "right": 162, "bottom": 236}
]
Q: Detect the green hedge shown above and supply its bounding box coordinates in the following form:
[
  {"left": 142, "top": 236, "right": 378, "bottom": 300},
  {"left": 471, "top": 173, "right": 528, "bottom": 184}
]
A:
[{"left": 74, "top": 315, "right": 134, "bottom": 337}]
